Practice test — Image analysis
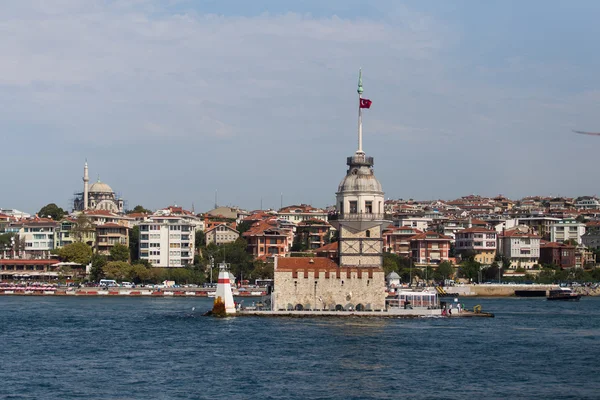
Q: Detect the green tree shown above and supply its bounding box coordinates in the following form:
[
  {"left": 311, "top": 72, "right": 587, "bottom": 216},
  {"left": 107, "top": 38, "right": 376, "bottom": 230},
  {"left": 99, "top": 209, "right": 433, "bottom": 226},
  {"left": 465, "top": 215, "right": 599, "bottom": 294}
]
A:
[
  {"left": 0, "top": 233, "right": 15, "bottom": 249},
  {"left": 195, "top": 230, "right": 205, "bottom": 249},
  {"left": 236, "top": 221, "right": 252, "bottom": 235},
  {"left": 129, "top": 226, "right": 140, "bottom": 261},
  {"left": 57, "top": 242, "right": 93, "bottom": 265},
  {"left": 459, "top": 259, "right": 481, "bottom": 282},
  {"left": 110, "top": 243, "right": 130, "bottom": 262},
  {"left": 72, "top": 213, "right": 95, "bottom": 244},
  {"left": 435, "top": 261, "right": 454, "bottom": 281},
  {"left": 563, "top": 239, "right": 578, "bottom": 246},
  {"left": 102, "top": 261, "right": 132, "bottom": 281},
  {"left": 89, "top": 254, "right": 107, "bottom": 282},
  {"left": 128, "top": 205, "right": 152, "bottom": 214},
  {"left": 38, "top": 203, "right": 65, "bottom": 220}
]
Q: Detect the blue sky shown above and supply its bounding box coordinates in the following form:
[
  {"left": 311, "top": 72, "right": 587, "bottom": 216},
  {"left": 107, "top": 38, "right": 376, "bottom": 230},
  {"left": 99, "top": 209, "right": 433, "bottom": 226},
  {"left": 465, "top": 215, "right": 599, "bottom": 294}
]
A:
[{"left": 2, "top": 0, "right": 600, "bottom": 214}]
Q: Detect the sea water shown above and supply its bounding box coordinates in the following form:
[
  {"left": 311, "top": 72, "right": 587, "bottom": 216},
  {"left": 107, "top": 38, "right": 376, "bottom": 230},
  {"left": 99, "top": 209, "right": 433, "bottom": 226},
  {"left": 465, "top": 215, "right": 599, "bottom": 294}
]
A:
[{"left": 1, "top": 296, "right": 599, "bottom": 399}]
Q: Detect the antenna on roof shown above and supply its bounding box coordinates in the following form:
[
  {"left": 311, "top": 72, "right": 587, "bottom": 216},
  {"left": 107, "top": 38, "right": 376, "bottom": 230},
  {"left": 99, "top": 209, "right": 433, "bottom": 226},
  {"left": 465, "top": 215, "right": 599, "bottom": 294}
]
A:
[{"left": 281, "top": 192, "right": 283, "bottom": 209}]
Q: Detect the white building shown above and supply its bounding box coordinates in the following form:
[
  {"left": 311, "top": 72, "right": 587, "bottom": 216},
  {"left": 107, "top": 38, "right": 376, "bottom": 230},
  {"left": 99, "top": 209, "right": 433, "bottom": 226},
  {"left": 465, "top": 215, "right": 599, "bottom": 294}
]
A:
[
  {"left": 498, "top": 229, "right": 541, "bottom": 270},
  {"left": 278, "top": 204, "right": 328, "bottom": 224},
  {"left": 549, "top": 219, "right": 586, "bottom": 244},
  {"left": 0, "top": 209, "right": 31, "bottom": 220},
  {"left": 575, "top": 197, "right": 600, "bottom": 210},
  {"left": 138, "top": 216, "right": 195, "bottom": 267},
  {"left": 18, "top": 218, "right": 58, "bottom": 258},
  {"left": 205, "top": 224, "right": 240, "bottom": 245},
  {"left": 394, "top": 216, "right": 432, "bottom": 232}
]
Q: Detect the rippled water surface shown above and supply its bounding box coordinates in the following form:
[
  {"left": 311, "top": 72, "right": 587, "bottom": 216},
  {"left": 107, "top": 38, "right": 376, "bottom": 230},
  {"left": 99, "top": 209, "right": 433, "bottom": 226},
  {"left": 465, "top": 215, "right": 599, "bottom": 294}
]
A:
[{"left": 1, "top": 296, "right": 599, "bottom": 399}]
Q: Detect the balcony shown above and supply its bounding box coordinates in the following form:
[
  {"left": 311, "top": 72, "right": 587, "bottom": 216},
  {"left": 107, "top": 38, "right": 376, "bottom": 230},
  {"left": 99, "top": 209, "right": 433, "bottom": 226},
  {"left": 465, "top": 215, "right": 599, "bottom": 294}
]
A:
[
  {"left": 347, "top": 155, "right": 374, "bottom": 166},
  {"left": 328, "top": 212, "right": 387, "bottom": 221}
]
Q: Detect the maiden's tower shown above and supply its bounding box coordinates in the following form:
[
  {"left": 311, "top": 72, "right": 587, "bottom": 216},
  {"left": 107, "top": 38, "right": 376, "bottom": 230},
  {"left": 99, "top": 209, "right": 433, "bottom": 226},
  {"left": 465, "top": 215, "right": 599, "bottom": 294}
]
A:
[{"left": 273, "top": 70, "right": 389, "bottom": 311}]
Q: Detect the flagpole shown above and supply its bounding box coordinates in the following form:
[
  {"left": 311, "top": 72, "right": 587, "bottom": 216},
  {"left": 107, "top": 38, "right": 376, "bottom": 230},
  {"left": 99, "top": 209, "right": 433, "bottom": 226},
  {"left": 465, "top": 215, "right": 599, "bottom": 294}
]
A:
[{"left": 357, "top": 68, "right": 364, "bottom": 154}]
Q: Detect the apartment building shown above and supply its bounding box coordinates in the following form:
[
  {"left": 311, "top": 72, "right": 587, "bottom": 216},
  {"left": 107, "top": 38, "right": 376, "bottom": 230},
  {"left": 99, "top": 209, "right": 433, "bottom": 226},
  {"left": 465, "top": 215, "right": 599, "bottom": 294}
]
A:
[
  {"left": 138, "top": 216, "right": 195, "bottom": 267},
  {"left": 498, "top": 229, "right": 541, "bottom": 269},
  {"left": 549, "top": 219, "right": 586, "bottom": 244},
  {"left": 455, "top": 227, "right": 497, "bottom": 265},
  {"left": 205, "top": 223, "right": 240, "bottom": 245}
]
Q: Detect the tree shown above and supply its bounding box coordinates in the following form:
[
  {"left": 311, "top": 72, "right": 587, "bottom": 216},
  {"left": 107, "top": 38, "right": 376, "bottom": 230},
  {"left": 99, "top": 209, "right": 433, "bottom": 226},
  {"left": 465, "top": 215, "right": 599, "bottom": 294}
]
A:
[
  {"left": 37, "top": 203, "right": 65, "bottom": 220},
  {"left": 71, "top": 214, "right": 95, "bottom": 244},
  {"left": 195, "top": 230, "right": 205, "bottom": 249},
  {"left": 0, "top": 233, "right": 15, "bottom": 250},
  {"left": 110, "top": 243, "right": 130, "bottom": 262},
  {"left": 129, "top": 226, "right": 140, "bottom": 261},
  {"left": 458, "top": 259, "right": 481, "bottom": 282},
  {"left": 89, "top": 254, "right": 107, "bottom": 282},
  {"left": 236, "top": 221, "right": 252, "bottom": 235},
  {"left": 563, "top": 239, "right": 578, "bottom": 246},
  {"left": 56, "top": 242, "right": 93, "bottom": 265},
  {"left": 128, "top": 205, "right": 152, "bottom": 214},
  {"left": 102, "top": 261, "right": 132, "bottom": 281},
  {"left": 435, "top": 261, "right": 454, "bottom": 281}
]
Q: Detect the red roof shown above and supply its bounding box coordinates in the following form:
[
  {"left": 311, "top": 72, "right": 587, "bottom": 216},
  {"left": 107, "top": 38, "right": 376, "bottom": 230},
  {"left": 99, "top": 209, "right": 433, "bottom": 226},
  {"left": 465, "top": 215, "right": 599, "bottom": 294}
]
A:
[
  {"left": 0, "top": 259, "right": 59, "bottom": 265},
  {"left": 315, "top": 242, "right": 338, "bottom": 252},
  {"left": 500, "top": 229, "right": 541, "bottom": 238},
  {"left": 459, "top": 227, "right": 496, "bottom": 234},
  {"left": 408, "top": 231, "right": 452, "bottom": 241},
  {"left": 540, "top": 241, "right": 575, "bottom": 249}
]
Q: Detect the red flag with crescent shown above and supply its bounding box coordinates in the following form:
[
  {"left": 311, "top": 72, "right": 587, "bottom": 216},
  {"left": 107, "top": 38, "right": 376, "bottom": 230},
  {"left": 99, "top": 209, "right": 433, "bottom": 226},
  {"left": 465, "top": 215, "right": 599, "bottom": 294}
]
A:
[{"left": 360, "top": 98, "right": 372, "bottom": 109}]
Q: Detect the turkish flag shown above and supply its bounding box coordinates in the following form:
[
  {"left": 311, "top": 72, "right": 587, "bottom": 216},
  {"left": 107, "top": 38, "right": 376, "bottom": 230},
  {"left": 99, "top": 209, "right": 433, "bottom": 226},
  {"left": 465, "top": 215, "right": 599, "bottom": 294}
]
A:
[{"left": 360, "top": 98, "right": 372, "bottom": 109}]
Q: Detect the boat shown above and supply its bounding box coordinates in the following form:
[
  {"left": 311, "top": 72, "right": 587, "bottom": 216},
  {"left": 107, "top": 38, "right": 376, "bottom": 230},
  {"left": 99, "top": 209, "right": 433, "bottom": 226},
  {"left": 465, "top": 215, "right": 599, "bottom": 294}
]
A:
[{"left": 547, "top": 287, "right": 581, "bottom": 301}]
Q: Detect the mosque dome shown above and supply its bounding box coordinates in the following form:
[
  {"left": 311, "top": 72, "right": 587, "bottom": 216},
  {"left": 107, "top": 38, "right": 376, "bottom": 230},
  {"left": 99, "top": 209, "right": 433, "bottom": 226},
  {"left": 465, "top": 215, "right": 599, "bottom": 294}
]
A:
[{"left": 89, "top": 180, "right": 114, "bottom": 193}]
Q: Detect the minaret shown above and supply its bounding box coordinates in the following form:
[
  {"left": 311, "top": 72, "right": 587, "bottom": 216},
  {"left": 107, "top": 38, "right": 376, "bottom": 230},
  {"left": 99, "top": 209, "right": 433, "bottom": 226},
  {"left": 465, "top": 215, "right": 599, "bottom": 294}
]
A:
[
  {"left": 83, "top": 161, "right": 89, "bottom": 210},
  {"left": 331, "top": 69, "right": 388, "bottom": 268}
]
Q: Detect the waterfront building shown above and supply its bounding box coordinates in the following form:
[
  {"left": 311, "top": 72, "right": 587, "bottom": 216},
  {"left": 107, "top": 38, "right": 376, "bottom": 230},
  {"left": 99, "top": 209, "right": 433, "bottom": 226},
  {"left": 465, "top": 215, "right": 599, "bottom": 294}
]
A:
[
  {"left": 408, "top": 231, "right": 452, "bottom": 266},
  {"left": 204, "top": 224, "right": 240, "bottom": 246},
  {"left": 539, "top": 242, "right": 576, "bottom": 268},
  {"left": 14, "top": 218, "right": 58, "bottom": 259},
  {"left": 498, "top": 229, "right": 541, "bottom": 270},
  {"left": 273, "top": 70, "right": 387, "bottom": 311},
  {"left": 549, "top": 219, "right": 586, "bottom": 244},
  {"left": 73, "top": 162, "right": 125, "bottom": 213},
  {"left": 243, "top": 219, "right": 293, "bottom": 260},
  {"left": 54, "top": 217, "right": 96, "bottom": 249},
  {"left": 138, "top": 216, "right": 195, "bottom": 267},
  {"left": 278, "top": 204, "right": 328, "bottom": 224},
  {"left": 96, "top": 223, "right": 130, "bottom": 256},
  {"left": 0, "top": 209, "right": 30, "bottom": 220},
  {"left": 455, "top": 227, "right": 497, "bottom": 265},
  {"left": 0, "top": 259, "right": 60, "bottom": 280},
  {"left": 382, "top": 226, "right": 422, "bottom": 257}
]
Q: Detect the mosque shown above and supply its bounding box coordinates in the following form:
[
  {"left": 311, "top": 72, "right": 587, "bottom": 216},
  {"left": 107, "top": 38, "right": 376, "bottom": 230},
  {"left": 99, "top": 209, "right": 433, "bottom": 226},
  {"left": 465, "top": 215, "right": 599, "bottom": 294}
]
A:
[
  {"left": 272, "top": 70, "right": 389, "bottom": 311},
  {"left": 73, "top": 162, "right": 125, "bottom": 213}
]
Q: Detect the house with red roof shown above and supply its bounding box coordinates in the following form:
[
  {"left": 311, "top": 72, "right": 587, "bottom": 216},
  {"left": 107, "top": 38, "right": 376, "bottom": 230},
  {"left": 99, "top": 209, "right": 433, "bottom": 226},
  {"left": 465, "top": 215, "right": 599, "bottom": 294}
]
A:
[
  {"left": 408, "top": 231, "right": 452, "bottom": 266},
  {"left": 498, "top": 229, "right": 541, "bottom": 269}
]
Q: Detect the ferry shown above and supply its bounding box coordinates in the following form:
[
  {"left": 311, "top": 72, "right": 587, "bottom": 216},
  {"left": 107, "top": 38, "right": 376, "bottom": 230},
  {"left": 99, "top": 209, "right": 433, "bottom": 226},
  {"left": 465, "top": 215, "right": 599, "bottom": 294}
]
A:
[{"left": 547, "top": 287, "right": 581, "bottom": 301}]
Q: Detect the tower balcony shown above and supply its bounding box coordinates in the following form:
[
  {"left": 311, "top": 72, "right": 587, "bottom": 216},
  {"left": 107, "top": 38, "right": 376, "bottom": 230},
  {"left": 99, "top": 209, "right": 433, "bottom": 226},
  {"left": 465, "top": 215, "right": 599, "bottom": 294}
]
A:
[
  {"left": 328, "top": 212, "right": 387, "bottom": 221},
  {"left": 347, "top": 155, "right": 374, "bottom": 167}
]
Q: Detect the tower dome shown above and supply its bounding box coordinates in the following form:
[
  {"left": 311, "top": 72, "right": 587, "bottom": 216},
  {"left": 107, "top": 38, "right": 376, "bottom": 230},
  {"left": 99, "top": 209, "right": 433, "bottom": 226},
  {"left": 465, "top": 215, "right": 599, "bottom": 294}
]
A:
[
  {"left": 89, "top": 180, "right": 114, "bottom": 193},
  {"left": 337, "top": 154, "right": 383, "bottom": 194}
]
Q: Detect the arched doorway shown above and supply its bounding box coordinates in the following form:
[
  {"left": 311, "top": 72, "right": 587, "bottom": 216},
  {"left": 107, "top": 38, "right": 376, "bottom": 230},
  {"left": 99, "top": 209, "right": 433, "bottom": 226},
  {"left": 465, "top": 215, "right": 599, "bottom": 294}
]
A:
[
  {"left": 335, "top": 304, "right": 344, "bottom": 311},
  {"left": 295, "top": 304, "right": 304, "bottom": 311},
  {"left": 356, "top": 303, "right": 365, "bottom": 311}
]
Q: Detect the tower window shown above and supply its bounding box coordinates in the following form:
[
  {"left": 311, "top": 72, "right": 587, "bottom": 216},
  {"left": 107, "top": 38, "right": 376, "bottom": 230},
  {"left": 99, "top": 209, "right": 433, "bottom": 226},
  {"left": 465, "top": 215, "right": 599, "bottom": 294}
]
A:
[
  {"left": 366, "top": 230, "right": 371, "bottom": 238},
  {"left": 365, "top": 201, "right": 373, "bottom": 213},
  {"left": 349, "top": 201, "right": 358, "bottom": 214}
]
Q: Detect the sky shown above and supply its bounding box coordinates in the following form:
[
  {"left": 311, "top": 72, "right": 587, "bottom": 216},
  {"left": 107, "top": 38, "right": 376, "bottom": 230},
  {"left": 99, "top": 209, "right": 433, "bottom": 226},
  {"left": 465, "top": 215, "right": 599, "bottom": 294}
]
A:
[{"left": 2, "top": 0, "right": 600, "bottom": 214}]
